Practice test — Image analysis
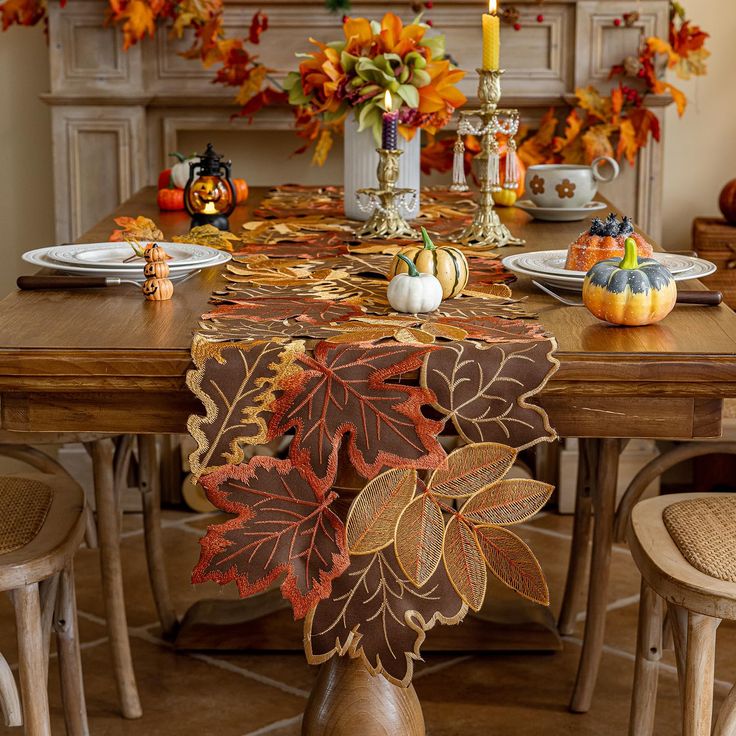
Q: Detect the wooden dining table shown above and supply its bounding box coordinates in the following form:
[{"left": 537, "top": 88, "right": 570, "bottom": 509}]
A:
[{"left": 1, "top": 185, "right": 736, "bottom": 718}]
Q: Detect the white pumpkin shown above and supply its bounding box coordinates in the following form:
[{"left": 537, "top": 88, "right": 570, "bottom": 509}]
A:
[
  {"left": 387, "top": 254, "right": 443, "bottom": 314},
  {"left": 170, "top": 153, "right": 199, "bottom": 189}
]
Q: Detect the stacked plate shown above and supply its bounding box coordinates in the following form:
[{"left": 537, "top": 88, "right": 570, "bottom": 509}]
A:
[
  {"left": 22, "top": 242, "right": 231, "bottom": 281},
  {"left": 502, "top": 249, "right": 717, "bottom": 292}
]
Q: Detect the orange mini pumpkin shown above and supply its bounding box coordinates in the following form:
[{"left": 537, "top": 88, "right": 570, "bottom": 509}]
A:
[
  {"left": 144, "top": 243, "right": 169, "bottom": 263},
  {"left": 142, "top": 277, "right": 174, "bottom": 301},
  {"left": 144, "top": 261, "right": 170, "bottom": 278}
]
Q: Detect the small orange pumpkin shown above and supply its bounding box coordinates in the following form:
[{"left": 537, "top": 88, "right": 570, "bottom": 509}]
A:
[
  {"left": 144, "top": 243, "right": 169, "bottom": 263},
  {"left": 144, "top": 261, "right": 170, "bottom": 278},
  {"left": 142, "top": 278, "right": 174, "bottom": 301}
]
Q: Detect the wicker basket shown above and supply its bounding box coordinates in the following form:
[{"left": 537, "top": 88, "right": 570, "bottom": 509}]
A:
[{"left": 692, "top": 217, "right": 736, "bottom": 308}]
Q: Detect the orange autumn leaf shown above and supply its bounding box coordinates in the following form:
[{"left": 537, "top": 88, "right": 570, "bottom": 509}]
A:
[
  {"left": 109, "top": 216, "right": 164, "bottom": 243},
  {"left": 581, "top": 125, "right": 615, "bottom": 162},
  {"left": 576, "top": 85, "right": 611, "bottom": 122},
  {"left": 0, "top": 0, "right": 44, "bottom": 29},
  {"left": 552, "top": 109, "right": 583, "bottom": 153},
  {"left": 616, "top": 118, "right": 638, "bottom": 165}
]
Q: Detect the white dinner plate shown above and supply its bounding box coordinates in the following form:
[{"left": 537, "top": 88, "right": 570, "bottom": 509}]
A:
[
  {"left": 515, "top": 200, "right": 608, "bottom": 222},
  {"left": 514, "top": 249, "right": 696, "bottom": 278},
  {"left": 502, "top": 252, "right": 717, "bottom": 293},
  {"left": 46, "top": 242, "right": 221, "bottom": 270},
  {"left": 22, "top": 245, "right": 230, "bottom": 277}
]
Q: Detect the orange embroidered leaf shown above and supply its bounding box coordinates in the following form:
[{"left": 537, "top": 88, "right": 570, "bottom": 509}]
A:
[
  {"left": 270, "top": 342, "right": 446, "bottom": 494},
  {"left": 428, "top": 442, "right": 517, "bottom": 499},
  {"left": 443, "top": 515, "right": 486, "bottom": 611},
  {"left": 461, "top": 479, "right": 554, "bottom": 526},
  {"left": 474, "top": 525, "right": 549, "bottom": 605},
  {"left": 192, "top": 458, "right": 349, "bottom": 619},
  {"left": 345, "top": 467, "right": 417, "bottom": 554},
  {"left": 304, "top": 546, "right": 467, "bottom": 687},
  {"left": 394, "top": 491, "right": 445, "bottom": 587}
]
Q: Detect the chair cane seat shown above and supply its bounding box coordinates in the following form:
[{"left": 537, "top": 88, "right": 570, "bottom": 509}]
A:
[
  {"left": 0, "top": 472, "right": 86, "bottom": 592},
  {"left": 663, "top": 496, "right": 736, "bottom": 584},
  {"left": 628, "top": 493, "right": 736, "bottom": 622},
  {"left": 0, "top": 477, "right": 54, "bottom": 555}
]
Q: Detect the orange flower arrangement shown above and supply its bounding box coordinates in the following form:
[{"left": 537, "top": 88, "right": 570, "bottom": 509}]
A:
[{"left": 284, "top": 12, "right": 466, "bottom": 165}]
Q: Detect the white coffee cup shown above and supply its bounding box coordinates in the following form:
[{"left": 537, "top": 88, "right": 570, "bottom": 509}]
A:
[{"left": 524, "top": 157, "right": 620, "bottom": 209}]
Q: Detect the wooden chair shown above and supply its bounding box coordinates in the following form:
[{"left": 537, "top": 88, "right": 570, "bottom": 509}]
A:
[
  {"left": 0, "top": 433, "right": 177, "bottom": 720},
  {"left": 0, "top": 455, "right": 88, "bottom": 735},
  {"left": 627, "top": 492, "right": 736, "bottom": 736}
]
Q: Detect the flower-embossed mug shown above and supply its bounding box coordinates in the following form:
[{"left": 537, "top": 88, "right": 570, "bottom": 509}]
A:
[{"left": 524, "top": 157, "right": 620, "bottom": 209}]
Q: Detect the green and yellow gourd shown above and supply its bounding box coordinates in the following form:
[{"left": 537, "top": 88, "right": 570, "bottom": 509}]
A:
[
  {"left": 582, "top": 237, "right": 677, "bottom": 326},
  {"left": 389, "top": 227, "right": 469, "bottom": 299}
]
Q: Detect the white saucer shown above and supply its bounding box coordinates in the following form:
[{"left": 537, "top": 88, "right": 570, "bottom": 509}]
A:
[
  {"left": 46, "top": 242, "right": 221, "bottom": 270},
  {"left": 23, "top": 244, "right": 230, "bottom": 277},
  {"left": 514, "top": 250, "right": 696, "bottom": 278},
  {"left": 502, "top": 252, "right": 717, "bottom": 293},
  {"left": 515, "top": 200, "right": 607, "bottom": 222}
]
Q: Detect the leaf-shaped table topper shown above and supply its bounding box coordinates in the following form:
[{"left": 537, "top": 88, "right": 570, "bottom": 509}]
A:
[
  {"left": 422, "top": 340, "right": 559, "bottom": 451},
  {"left": 187, "top": 337, "right": 305, "bottom": 478},
  {"left": 304, "top": 545, "right": 467, "bottom": 687},
  {"left": 192, "top": 457, "right": 349, "bottom": 620},
  {"left": 269, "top": 342, "right": 446, "bottom": 494}
]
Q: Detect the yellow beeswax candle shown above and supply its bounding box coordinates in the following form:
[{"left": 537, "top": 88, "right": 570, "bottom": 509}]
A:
[{"left": 482, "top": 0, "right": 500, "bottom": 70}]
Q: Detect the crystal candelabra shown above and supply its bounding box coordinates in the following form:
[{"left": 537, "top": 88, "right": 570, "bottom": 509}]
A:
[
  {"left": 449, "top": 69, "right": 524, "bottom": 247},
  {"left": 355, "top": 148, "right": 419, "bottom": 240}
]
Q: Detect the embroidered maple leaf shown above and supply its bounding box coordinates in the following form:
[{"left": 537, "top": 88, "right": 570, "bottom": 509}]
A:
[
  {"left": 269, "top": 342, "right": 446, "bottom": 494},
  {"left": 192, "top": 457, "right": 349, "bottom": 619},
  {"left": 421, "top": 340, "right": 559, "bottom": 449},
  {"left": 304, "top": 545, "right": 467, "bottom": 687},
  {"left": 202, "top": 297, "right": 363, "bottom": 325},
  {"left": 187, "top": 336, "right": 305, "bottom": 478}
]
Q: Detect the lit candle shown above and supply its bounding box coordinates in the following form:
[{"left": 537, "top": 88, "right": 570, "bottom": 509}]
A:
[
  {"left": 381, "top": 90, "right": 399, "bottom": 150},
  {"left": 203, "top": 201, "right": 217, "bottom": 215},
  {"left": 482, "top": 0, "right": 500, "bottom": 70}
]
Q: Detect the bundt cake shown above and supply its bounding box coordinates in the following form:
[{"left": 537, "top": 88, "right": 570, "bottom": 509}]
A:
[{"left": 565, "top": 214, "right": 654, "bottom": 272}]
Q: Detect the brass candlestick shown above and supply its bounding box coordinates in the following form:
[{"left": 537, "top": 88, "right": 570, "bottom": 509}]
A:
[
  {"left": 449, "top": 69, "right": 524, "bottom": 248},
  {"left": 355, "top": 149, "right": 419, "bottom": 240}
]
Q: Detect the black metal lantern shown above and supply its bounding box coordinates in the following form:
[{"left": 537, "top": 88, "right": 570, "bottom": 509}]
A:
[{"left": 183, "top": 143, "right": 236, "bottom": 231}]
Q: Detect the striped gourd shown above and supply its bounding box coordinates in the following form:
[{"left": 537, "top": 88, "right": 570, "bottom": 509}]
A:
[{"left": 388, "top": 227, "right": 469, "bottom": 299}]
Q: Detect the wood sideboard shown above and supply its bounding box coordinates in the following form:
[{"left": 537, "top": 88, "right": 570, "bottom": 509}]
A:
[{"left": 44, "top": 0, "right": 671, "bottom": 242}]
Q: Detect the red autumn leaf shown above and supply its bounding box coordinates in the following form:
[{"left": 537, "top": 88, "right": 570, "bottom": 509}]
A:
[
  {"left": 192, "top": 458, "right": 349, "bottom": 619},
  {"left": 202, "top": 296, "right": 363, "bottom": 325},
  {"left": 248, "top": 10, "right": 268, "bottom": 44},
  {"left": 234, "top": 87, "right": 288, "bottom": 122},
  {"left": 0, "top": 0, "right": 45, "bottom": 29},
  {"left": 269, "top": 342, "right": 446, "bottom": 494}
]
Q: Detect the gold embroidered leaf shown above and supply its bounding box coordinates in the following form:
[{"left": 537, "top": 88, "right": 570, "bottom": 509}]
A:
[
  {"left": 461, "top": 479, "right": 554, "bottom": 526},
  {"left": 395, "top": 327, "right": 436, "bottom": 344},
  {"left": 474, "top": 525, "right": 549, "bottom": 605},
  {"left": 395, "top": 491, "right": 445, "bottom": 587},
  {"left": 345, "top": 468, "right": 417, "bottom": 554},
  {"left": 428, "top": 442, "right": 517, "bottom": 498},
  {"left": 460, "top": 283, "right": 513, "bottom": 299},
  {"left": 443, "top": 515, "right": 487, "bottom": 611},
  {"left": 326, "top": 328, "right": 397, "bottom": 344},
  {"left": 186, "top": 336, "right": 304, "bottom": 478},
  {"left": 419, "top": 321, "right": 468, "bottom": 341}
]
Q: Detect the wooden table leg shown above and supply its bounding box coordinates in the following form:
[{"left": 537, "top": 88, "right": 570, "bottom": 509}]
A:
[
  {"left": 570, "top": 437, "right": 621, "bottom": 713},
  {"left": 302, "top": 657, "right": 424, "bottom": 736},
  {"left": 558, "top": 438, "right": 597, "bottom": 636},
  {"left": 137, "top": 435, "right": 178, "bottom": 639},
  {"left": 88, "top": 438, "right": 142, "bottom": 719}
]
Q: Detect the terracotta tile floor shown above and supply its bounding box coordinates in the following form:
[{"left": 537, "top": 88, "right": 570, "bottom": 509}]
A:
[{"left": 1, "top": 509, "right": 734, "bottom": 735}]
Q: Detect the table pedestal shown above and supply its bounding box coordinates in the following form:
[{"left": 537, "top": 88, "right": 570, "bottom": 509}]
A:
[{"left": 302, "top": 657, "right": 424, "bottom": 736}]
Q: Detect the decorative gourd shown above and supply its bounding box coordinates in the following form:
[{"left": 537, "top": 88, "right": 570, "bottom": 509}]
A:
[
  {"left": 142, "top": 244, "right": 173, "bottom": 301},
  {"left": 144, "top": 261, "right": 170, "bottom": 278},
  {"left": 582, "top": 237, "right": 676, "bottom": 326},
  {"left": 492, "top": 188, "right": 518, "bottom": 207},
  {"left": 719, "top": 179, "right": 736, "bottom": 225},
  {"left": 387, "top": 254, "right": 443, "bottom": 314},
  {"left": 142, "top": 278, "right": 174, "bottom": 301},
  {"left": 144, "top": 243, "right": 169, "bottom": 263},
  {"left": 389, "top": 228, "right": 468, "bottom": 299}
]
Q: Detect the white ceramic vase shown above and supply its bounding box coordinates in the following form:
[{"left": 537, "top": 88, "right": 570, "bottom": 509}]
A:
[{"left": 343, "top": 113, "right": 421, "bottom": 221}]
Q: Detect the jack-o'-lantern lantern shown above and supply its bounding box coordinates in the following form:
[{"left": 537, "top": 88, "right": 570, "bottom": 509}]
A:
[{"left": 183, "top": 143, "right": 236, "bottom": 231}]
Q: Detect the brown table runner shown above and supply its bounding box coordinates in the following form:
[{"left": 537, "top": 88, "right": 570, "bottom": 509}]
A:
[{"left": 188, "top": 186, "right": 559, "bottom": 686}]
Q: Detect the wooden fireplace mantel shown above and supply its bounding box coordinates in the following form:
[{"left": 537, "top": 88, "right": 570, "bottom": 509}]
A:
[{"left": 45, "top": 0, "right": 671, "bottom": 242}]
